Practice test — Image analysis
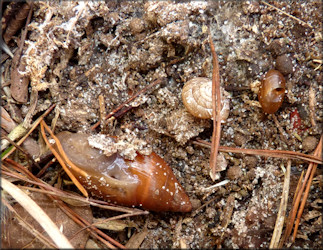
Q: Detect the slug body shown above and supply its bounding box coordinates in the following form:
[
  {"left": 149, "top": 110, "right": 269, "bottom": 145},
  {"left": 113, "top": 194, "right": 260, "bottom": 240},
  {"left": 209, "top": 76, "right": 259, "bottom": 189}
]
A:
[
  {"left": 258, "top": 69, "right": 286, "bottom": 114},
  {"left": 181, "top": 77, "right": 230, "bottom": 121},
  {"left": 55, "top": 132, "right": 192, "bottom": 212}
]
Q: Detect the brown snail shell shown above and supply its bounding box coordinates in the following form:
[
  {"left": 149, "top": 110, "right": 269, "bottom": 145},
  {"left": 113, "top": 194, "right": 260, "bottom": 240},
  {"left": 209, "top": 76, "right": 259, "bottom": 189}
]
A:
[
  {"left": 55, "top": 131, "right": 192, "bottom": 212},
  {"left": 181, "top": 77, "right": 230, "bottom": 121},
  {"left": 258, "top": 69, "right": 286, "bottom": 114}
]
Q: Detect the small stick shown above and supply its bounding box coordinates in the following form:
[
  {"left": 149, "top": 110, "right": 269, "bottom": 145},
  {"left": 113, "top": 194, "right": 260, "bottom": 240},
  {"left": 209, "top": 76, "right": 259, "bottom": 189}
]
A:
[
  {"left": 208, "top": 30, "right": 222, "bottom": 180},
  {"left": 308, "top": 86, "right": 317, "bottom": 128},
  {"left": 261, "top": 1, "right": 312, "bottom": 28},
  {"left": 36, "top": 158, "right": 56, "bottom": 178},
  {"left": 91, "top": 78, "right": 164, "bottom": 131},
  {"left": 1, "top": 134, "right": 41, "bottom": 169}
]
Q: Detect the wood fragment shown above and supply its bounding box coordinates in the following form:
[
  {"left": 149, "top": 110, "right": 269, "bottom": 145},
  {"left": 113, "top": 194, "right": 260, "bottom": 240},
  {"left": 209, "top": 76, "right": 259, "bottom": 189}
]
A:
[
  {"left": 125, "top": 228, "right": 148, "bottom": 249},
  {"left": 272, "top": 114, "right": 291, "bottom": 147},
  {"left": 308, "top": 86, "right": 317, "bottom": 128},
  {"left": 216, "top": 194, "right": 235, "bottom": 247}
]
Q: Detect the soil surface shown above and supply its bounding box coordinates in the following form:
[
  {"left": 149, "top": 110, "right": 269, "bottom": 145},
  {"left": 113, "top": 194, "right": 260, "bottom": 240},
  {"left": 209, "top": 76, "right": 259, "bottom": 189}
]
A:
[{"left": 1, "top": 1, "right": 322, "bottom": 248}]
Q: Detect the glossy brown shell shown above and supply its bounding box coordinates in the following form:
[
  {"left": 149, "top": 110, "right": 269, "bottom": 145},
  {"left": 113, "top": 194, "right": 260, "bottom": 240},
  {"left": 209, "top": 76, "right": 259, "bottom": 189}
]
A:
[
  {"left": 258, "top": 69, "right": 286, "bottom": 114},
  {"left": 181, "top": 77, "right": 230, "bottom": 121},
  {"left": 55, "top": 132, "right": 192, "bottom": 212}
]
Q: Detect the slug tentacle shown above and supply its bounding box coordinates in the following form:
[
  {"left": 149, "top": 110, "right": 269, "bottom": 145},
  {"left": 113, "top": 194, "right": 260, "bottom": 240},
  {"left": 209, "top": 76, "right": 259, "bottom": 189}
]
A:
[{"left": 55, "top": 131, "right": 192, "bottom": 212}]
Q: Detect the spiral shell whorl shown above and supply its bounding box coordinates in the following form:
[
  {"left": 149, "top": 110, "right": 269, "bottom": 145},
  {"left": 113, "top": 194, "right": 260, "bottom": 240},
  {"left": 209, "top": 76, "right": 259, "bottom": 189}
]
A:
[
  {"left": 182, "top": 77, "right": 213, "bottom": 119},
  {"left": 182, "top": 77, "right": 230, "bottom": 121}
]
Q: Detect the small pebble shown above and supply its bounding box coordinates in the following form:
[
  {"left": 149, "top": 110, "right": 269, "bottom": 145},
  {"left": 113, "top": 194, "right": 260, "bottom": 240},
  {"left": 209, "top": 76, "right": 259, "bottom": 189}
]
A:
[
  {"left": 129, "top": 17, "right": 145, "bottom": 34},
  {"left": 227, "top": 166, "right": 242, "bottom": 180},
  {"left": 190, "top": 198, "right": 201, "bottom": 210},
  {"left": 234, "top": 133, "right": 247, "bottom": 146},
  {"left": 275, "top": 54, "right": 294, "bottom": 75},
  {"left": 302, "top": 136, "right": 318, "bottom": 152},
  {"left": 245, "top": 156, "right": 258, "bottom": 169}
]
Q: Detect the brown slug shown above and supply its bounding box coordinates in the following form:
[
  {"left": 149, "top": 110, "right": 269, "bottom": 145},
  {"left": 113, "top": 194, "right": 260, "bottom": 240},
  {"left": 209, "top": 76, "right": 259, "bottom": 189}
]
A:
[
  {"left": 55, "top": 131, "right": 192, "bottom": 212},
  {"left": 181, "top": 77, "right": 230, "bottom": 121},
  {"left": 258, "top": 69, "right": 286, "bottom": 114}
]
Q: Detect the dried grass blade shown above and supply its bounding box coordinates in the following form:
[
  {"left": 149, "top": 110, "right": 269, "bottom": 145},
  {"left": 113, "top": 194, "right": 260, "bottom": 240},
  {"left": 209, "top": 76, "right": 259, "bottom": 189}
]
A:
[
  {"left": 1, "top": 178, "right": 73, "bottom": 249},
  {"left": 2, "top": 197, "right": 57, "bottom": 248},
  {"left": 270, "top": 160, "right": 291, "bottom": 248}
]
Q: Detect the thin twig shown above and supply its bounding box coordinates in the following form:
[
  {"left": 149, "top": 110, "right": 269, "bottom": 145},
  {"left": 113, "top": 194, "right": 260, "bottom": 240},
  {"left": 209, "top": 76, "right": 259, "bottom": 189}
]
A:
[
  {"left": 208, "top": 29, "right": 222, "bottom": 180},
  {"left": 270, "top": 160, "right": 291, "bottom": 248},
  {"left": 1, "top": 134, "right": 41, "bottom": 169},
  {"left": 193, "top": 139, "right": 322, "bottom": 164},
  {"left": 36, "top": 157, "right": 56, "bottom": 178},
  {"left": 91, "top": 78, "right": 164, "bottom": 131},
  {"left": 71, "top": 210, "right": 149, "bottom": 239},
  {"left": 261, "top": 1, "right": 312, "bottom": 28}
]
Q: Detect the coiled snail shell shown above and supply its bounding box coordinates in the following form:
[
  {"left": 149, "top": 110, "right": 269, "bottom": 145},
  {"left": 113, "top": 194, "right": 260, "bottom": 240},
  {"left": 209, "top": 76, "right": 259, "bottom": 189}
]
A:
[
  {"left": 258, "top": 69, "right": 286, "bottom": 114},
  {"left": 181, "top": 77, "right": 230, "bottom": 121},
  {"left": 55, "top": 131, "right": 192, "bottom": 212}
]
